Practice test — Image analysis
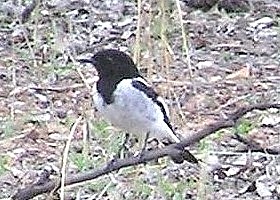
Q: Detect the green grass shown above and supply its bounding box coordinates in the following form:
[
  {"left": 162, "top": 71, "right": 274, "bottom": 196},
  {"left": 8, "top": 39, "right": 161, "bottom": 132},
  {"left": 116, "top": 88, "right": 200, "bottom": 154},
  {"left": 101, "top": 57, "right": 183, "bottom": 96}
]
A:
[
  {"left": 69, "top": 120, "right": 124, "bottom": 171},
  {"left": 69, "top": 120, "right": 113, "bottom": 171},
  {"left": 158, "top": 176, "right": 196, "bottom": 199},
  {"left": 0, "top": 155, "right": 9, "bottom": 175},
  {"left": 70, "top": 152, "right": 92, "bottom": 171},
  {"left": 222, "top": 51, "right": 234, "bottom": 62},
  {"left": 0, "top": 118, "right": 16, "bottom": 139},
  {"left": 92, "top": 120, "right": 111, "bottom": 138},
  {"left": 53, "top": 63, "right": 76, "bottom": 77},
  {"left": 61, "top": 116, "right": 78, "bottom": 128},
  {"left": 134, "top": 178, "right": 153, "bottom": 198},
  {"left": 235, "top": 120, "right": 254, "bottom": 135},
  {"left": 198, "top": 138, "right": 211, "bottom": 153},
  {"left": 88, "top": 177, "right": 112, "bottom": 192},
  {"left": 92, "top": 120, "right": 124, "bottom": 155},
  {"left": 91, "top": 120, "right": 127, "bottom": 155}
]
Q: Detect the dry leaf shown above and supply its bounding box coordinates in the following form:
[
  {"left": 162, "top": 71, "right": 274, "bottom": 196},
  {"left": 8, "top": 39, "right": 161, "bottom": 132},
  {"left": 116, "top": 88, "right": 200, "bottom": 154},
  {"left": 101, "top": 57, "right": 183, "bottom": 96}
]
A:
[{"left": 226, "top": 65, "right": 251, "bottom": 80}]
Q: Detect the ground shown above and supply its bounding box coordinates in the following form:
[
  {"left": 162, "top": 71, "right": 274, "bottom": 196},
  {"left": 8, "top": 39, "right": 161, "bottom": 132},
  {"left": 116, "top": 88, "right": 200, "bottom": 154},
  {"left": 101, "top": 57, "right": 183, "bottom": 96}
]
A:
[{"left": 0, "top": 0, "right": 279, "bottom": 199}]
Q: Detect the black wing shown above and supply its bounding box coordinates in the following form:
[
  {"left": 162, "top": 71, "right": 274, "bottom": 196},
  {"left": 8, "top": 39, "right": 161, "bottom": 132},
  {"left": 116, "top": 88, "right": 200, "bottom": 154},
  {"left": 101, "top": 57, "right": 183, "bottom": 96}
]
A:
[{"left": 131, "top": 79, "right": 174, "bottom": 132}]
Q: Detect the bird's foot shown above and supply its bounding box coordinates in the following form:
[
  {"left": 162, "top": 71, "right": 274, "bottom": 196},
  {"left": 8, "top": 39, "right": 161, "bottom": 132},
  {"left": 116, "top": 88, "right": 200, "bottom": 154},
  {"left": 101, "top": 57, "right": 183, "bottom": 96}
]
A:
[
  {"left": 135, "top": 132, "right": 150, "bottom": 159},
  {"left": 115, "top": 132, "right": 131, "bottom": 159},
  {"left": 134, "top": 149, "right": 146, "bottom": 159}
]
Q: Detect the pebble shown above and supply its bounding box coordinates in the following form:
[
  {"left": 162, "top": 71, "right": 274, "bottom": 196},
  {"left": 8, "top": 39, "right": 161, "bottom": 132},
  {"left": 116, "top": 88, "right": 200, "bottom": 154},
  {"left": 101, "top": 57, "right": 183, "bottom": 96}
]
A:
[
  {"left": 249, "top": 17, "right": 274, "bottom": 29},
  {"left": 196, "top": 60, "right": 214, "bottom": 69},
  {"left": 34, "top": 93, "right": 48, "bottom": 102},
  {"left": 49, "top": 133, "right": 68, "bottom": 141},
  {"left": 256, "top": 176, "right": 273, "bottom": 197},
  {"left": 261, "top": 116, "right": 280, "bottom": 126}
]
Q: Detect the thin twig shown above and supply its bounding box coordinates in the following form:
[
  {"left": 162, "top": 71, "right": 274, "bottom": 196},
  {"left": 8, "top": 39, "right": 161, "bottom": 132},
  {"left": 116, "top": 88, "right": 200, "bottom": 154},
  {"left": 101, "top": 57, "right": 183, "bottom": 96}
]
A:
[
  {"left": 133, "top": 0, "right": 142, "bottom": 64},
  {"left": 60, "top": 116, "right": 82, "bottom": 200},
  {"left": 10, "top": 64, "right": 16, "bottom": 120},
  {"left": 28, "top": 84, "right": 86, "bottom": 92},
  {"left": 175, "top": 0, "right": 192, "bottom": 78}
]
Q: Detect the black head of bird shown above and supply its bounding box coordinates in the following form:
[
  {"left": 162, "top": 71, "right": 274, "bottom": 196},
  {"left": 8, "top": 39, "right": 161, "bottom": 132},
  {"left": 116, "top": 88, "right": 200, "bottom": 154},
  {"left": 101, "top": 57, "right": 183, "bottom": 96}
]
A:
[{"left": 78, "top": 49, "right": 140, "bottom": 80}]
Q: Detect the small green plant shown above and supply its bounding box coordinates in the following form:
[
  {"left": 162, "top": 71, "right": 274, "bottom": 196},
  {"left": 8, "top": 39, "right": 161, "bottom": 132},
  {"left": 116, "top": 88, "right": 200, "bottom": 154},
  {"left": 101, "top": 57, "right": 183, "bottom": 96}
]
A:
[
  {"left": 91, "top": 120, "right": 124, "bottom": 155},
  {"left": 62, "top": 116, "right": 77, "bottom": 129},
  {"left": 185, "top": 177, "right": 197, "bottom": 189},
  {"left": 211, "top": 129, "right": 224, "bottom": 140},
  {"left": 54, "top": 64, "right": 75, "bottom": 76},
  {"left": 134, "top": 178, "right": 153, "bottom": 198},
  {"left": 43, "top": 62, "right": 75, "bottom": 78},
  {"left": 0, "top": 155, "right": 9, "bottom": 175},
  {"left": 107, "top": 134, "right": 124, "bottom": 155},
  {"left": 13, "top": 48, "right": 33, "bottom": 62},
  {"left": 70, "top": 152, "right": 92, "bottom": 171},
  {"left": 236, "top": 120, "right": 254, "bottom": 135},
  {"left": 158, "top": 177, "right": 192, "bottom": 199},
  {"left": 222, "top": 51, "right": 233, "bottom": 62},
  {"left": 198, "top": 138, "right": 211, "bottom": 152},
  {"left": 92, "top": 120, "right": 111, "bottom": 138},
  {"left": 89, "top": 178, "right": 111, "bottom": 193}
]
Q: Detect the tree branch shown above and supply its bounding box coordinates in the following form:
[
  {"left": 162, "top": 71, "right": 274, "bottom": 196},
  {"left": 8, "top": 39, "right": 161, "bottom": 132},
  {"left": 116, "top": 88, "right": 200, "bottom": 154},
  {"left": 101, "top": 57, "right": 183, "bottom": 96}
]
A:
[{"left": 12, "top": 103, "right": 280, "bottom": 200}]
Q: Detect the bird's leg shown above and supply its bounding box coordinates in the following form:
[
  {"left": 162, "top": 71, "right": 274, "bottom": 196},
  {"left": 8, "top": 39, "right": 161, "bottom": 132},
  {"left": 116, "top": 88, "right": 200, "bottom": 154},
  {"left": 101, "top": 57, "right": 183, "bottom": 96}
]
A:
[
  {"left": 137, "top": 131, "right": 150, "bottom": 158},
  {"left": 107, "top": 132, "right": 130, "bottom": 168},
  {"left": 116, "top": 132, "right": 130, "bottom": 159}
]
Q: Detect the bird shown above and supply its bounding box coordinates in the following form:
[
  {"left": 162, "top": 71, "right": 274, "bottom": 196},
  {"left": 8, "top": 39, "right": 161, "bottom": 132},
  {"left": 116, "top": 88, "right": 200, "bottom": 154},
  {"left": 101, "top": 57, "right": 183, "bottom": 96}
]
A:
[{"left": 78, "top": 49, "right": 197, "bottom": 163}]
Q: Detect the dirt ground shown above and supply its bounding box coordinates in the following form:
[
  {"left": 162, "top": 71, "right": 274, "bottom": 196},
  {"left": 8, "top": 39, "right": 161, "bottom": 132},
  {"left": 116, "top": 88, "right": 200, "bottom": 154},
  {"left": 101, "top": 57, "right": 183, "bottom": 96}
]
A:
[{"left": 0, "top": 0, "right": 279, "bottom": 199}]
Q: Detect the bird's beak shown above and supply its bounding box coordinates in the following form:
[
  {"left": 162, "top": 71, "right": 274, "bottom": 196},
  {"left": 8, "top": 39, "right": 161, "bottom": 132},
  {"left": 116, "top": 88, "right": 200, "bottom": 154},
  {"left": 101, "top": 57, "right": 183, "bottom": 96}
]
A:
[
  {"left": 77, "top": 58, "right": 95, "bottom": 64},
  {"left": 76, "top": 58, "right": 96, "bottom": 65}
]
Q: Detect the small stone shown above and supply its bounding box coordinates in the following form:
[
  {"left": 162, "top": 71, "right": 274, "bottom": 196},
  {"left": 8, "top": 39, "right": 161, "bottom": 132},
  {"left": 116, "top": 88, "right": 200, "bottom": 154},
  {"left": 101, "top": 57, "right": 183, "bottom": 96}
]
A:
[
  {"left": 206, "top": 154, "right": 221, "bottom": 172},
  {"left": 13, "top": 148, "right": 26, "bottom": 155},
  {"left": 256, "top": 179, "right": 272, "bottom": 197},
  {"left": 196, "top": 60, "right": 214, "bottom": 69},
  {"left": 49, "top": 133, "right": 68, "bottom": 141},
  {"left": 261, "top": 116, "right": 280, "bottom": 126},
  {"left": 249, "top": 17, "right": 274, "bottom": 29},
  {"left": 225, "top": 166, "right": 241, "bottom": 176},
  {"left": 257, "top": 29, "right": 278, "bottom": 38},
  {"left": 116, "top": 17, "right": 135, "bottom": 27},
  {"left": 40, "top": 9, "right": 49, "bottom": 16},
  {"left": 34, "top": 93, "right": 48, "bottom": 102},
  {"left": 36, "top": 113, "right": 51, "bottom": 122}
]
